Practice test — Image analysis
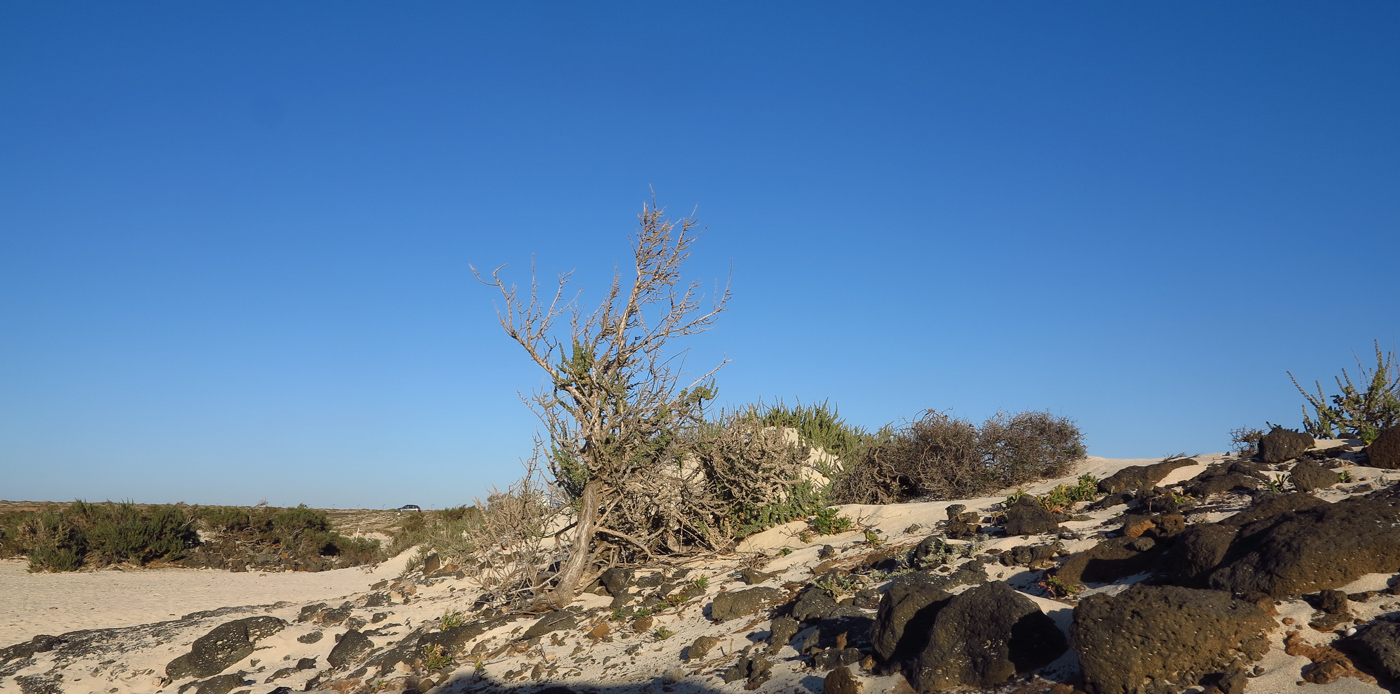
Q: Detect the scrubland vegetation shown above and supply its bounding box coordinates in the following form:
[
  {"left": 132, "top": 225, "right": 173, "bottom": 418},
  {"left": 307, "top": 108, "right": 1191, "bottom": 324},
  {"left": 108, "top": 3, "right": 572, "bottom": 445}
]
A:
[{"left": 0, "top": 502, "right": 380, "bottom": 572}]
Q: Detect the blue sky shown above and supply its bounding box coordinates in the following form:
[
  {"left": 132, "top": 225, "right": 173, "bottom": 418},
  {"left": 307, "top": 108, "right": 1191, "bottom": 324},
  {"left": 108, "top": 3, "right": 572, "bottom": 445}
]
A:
[{"left": 2, "top": 3, "right": 1397, "bottom": 508}]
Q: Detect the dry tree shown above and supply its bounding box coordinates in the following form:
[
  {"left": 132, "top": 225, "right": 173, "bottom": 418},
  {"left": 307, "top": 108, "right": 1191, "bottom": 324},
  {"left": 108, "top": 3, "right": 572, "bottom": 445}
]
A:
[{"left": 472, "top": 197, "right": 731, "bottom": 609}]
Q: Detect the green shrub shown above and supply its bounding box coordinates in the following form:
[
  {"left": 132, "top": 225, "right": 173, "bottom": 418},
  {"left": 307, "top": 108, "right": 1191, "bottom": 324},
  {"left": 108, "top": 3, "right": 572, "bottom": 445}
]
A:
[
  {"left": 84, "top": 502, "right": 192, "bottom": 565},
  {"left": 740, "top": 399, "right": 871, "bottom": 461},
  {"left": 1290, "top": 341, "right": 1400, "bottom": 440},
  {"left": 809, "top": 507, "right": 853, "bottom": 535}
]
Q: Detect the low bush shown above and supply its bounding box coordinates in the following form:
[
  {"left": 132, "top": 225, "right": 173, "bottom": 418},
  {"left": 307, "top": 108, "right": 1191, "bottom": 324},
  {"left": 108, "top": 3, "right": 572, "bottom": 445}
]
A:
[
  {"left": 1229, "top": 426, "right": 1265, "bottom": 456},
  {"left": 1290, "top": 341, "right": 1400, "bottom": 442},
  {"left": 740, "top": 399, "right": 871, "bottom": 461},
  {"left": 3, "top": 501, "right": 379, "bottom": 572},
  {"left": 830, "top": 410, "right": 1085, "bottom": 504}
]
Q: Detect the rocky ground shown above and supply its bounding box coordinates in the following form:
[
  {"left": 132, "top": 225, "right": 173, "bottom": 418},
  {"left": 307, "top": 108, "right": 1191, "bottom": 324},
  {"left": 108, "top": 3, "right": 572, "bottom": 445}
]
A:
[{"left": 5, "top": 433, "right": 1400, "bottom": 694}]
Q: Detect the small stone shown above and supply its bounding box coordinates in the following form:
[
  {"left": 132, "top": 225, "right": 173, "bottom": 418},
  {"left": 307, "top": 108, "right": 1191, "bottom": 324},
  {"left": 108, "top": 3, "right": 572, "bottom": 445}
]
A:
[{"left": 632, "top": 616, "right": 654, "bottom": 632}]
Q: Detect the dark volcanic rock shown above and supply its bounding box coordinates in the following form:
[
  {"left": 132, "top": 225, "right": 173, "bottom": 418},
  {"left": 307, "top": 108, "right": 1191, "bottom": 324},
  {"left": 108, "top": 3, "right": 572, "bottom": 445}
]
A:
[
  {"left": 1259, "top": 427, "right": 1314, "bottom": 464},
  {"left": 1290, "top": 459, "right": 1339, "bottom": 492},
  {"left": 768, "top": 616, "right": 800, "bottom": 648},
  {"left": 1002, "top": 496, "right": 1059, "bottom": 536},
  {"left": 1071, "top": 585, "right": 1273, "bottom": 694},
  {"left": 1098, "top": 458, "right": 1193, "bottom": 494},
  {"left": 1184, "top": 461, "right": 1268, "bottom": 497},
  {"left": 194, "top": 674, "right": 248, "bottom": 694},
  {"left": 1369, "top": 427, "right": 1400, "bottom": 469},
  {"left": 1165, "top": 524, "right": 1239, "bottom": 587},
  {"left": 1208, "top": 493, "right": 1400, "bottom": 597},
  {"left": 1343, "top": 620, "right": 1400, "bottom": 681},
  {"left": 599, "top": 567, "right": 634, "bottom": 597},
  {"left": 823, "top": 665, "right": 862, "bottom": 694},
  {"left": 869, "top": 570, "right": 984, "bottom": 663},
  {"left": 523, "top": 611, "right": 577, "bottom": 639},
  {"left": 792, "top": 587, "right": 840, "bottom": 622},
  {"left": 1056, "top": 536, "right": 1163, "bottom": 586},
  {"left": 908, "top": 582, "right": 1066, "bottom": 692},
  {"left": 166, "top": 616, "right": 286, "bottom": 680},
  {"left": 710, "top": 587, "right": 785, "bottom": 621},
  {"left": 418, "top": 619, "right": 502, "bottom": 654},
  {"left": 327, "top": 629, "right": 373, "bottom": 669}
]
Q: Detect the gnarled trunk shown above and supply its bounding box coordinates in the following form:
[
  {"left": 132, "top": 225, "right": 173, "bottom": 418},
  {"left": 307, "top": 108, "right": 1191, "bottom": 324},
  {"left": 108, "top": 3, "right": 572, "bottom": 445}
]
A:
[{"left": 532, "top": 480, "right": 598, "bottom": 610}]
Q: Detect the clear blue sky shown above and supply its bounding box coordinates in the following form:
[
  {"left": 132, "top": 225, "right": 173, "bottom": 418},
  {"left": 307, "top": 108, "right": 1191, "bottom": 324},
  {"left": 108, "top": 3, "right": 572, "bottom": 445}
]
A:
[{"left": 2, "top": 3, "right": 1397, "bottom": 509}]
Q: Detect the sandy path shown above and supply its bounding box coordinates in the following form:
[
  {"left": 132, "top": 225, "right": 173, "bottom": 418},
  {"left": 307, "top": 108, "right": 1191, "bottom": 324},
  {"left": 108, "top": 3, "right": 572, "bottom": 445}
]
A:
[{"left": 0, "top": 552, "right": 412, "bottom": 647}]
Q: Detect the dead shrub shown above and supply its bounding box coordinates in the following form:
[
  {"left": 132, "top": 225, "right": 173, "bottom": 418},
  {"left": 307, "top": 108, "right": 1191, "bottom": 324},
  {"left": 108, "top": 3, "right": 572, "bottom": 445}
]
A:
[{"left": 830, "top": 410, "right": 1085, "bottom": 504}]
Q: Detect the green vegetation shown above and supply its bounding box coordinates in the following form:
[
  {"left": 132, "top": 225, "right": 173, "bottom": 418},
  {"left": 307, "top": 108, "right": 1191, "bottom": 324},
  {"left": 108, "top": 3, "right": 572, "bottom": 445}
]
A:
[
  {"left": 655, "top": 626, "right": 675, "bottom": 640},
  {"left": 1006, "top": 474, "right": 1101, "bottom": 513},
  {"left": 1290, "top": 341, "right": 1400, "bottom": 442},
  {"left": 387, "top": 505, "right": 482, "bottom": 562},
  {"left": 0, "top": 501, "right": 380, "bottom": 573},
  {"left": 740, "top": 399, "right": 870, "bottom": 463},
  {"left": 809, "top": 506, "right": 854, "bottom": 536},
  {"left": 440, "top": 609, "right": 466, "bottom": 631},
  {"left": 422, "top": 643, "right": 452, "bottom": 670}
]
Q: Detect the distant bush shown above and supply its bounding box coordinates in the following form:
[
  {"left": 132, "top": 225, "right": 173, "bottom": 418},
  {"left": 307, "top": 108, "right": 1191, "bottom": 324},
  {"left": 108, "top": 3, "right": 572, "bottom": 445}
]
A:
[
  {"left": 2, "top": 501, "right": 380, "bottom": 572},
  {"left": 4, "top": 501, "right": 196, "bottom": 571},
  {"left": 1289, "top": 341, "right": 1400, "bottom": 443},
  {"left": 386, "top": 505, "right": 483, "bottom": 560},
  {"left": 830, "top": 410, "right": 1085, "bottom": 505}
]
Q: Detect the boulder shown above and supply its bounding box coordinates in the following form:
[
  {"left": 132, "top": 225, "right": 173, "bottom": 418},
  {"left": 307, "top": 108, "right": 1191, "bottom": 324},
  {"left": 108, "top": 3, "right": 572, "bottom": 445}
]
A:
[
  {"left": 823, "top": 666, "right": 862, "bottom": 694},
  {"left": 685, "top": 635, "right": 719, "bottom": 661},
  {"left": 792, "top": 587, "right": 840, "bottom": 622},
  {"left": 870, "top": 571, "right": 981, "bottom": 663},
  {"left": 1003, "top": 496, "right": 1059, "bottom": 536},
  {"left": 908, "top": 582, "right": 1066, "bottom": 692},
  {"left": 1369, "top": 427, "right": 1400, "bottom": 469},
  {"left": 1259, "top": 427, "right": 1313, "bottom": 464},
  {"left": 1290, "top": 459, "right": 1339, "bottom": 492},
  {"left": 1056, "top": 536, "right": 1163, "bottom": 586},
  {"left": 768, "top": 616, "right": 800, "bottom": 649},
  {"left": 710, "top": 587, "right": 785, "bottom": 621},
  {"left": 1208, "top": 494, "right": 1400, "bottom": 597},
  {"left": 194, "top": 674, "right": 249, "bottom": 694},
  {"left": 599, "top": 567, "right": 634, "bottom": 597},
  {"left": 166, "top": 616, "right": 287, "bottom": 680},
  {"left": 327, "top": 630, "right": 373, "bottom": 669},
  {"left": 1343, "top": 620, "right": 1400, "bottom": 681},
  {"left": 418, "top": 619, "right": 501, "bottom": 655},
  {"left": 1164, "top": 524, "right": 1238, "bottom": 587},
  {"left": 1184, "top": 461, "right": 1267, "bottom": 497},
  {"left": 1098, "top": 459, "right": 1192, "bottom": 494},
  {"left": 1071, "top": 585, "right": 1273, "bottom": 694}
]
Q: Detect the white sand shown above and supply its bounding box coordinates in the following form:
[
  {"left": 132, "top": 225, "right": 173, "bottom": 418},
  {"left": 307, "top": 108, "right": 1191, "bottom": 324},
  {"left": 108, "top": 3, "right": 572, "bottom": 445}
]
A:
[{"left": 0, "top": 552, "right": 413, "bottom": 647}]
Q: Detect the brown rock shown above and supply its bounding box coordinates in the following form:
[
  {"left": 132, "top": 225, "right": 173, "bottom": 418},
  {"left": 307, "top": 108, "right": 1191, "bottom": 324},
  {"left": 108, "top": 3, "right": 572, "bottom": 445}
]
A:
[
  {"left": 586, "top": 622, "right": 610, "bottom": 641},
  {"left": 632, "top": 615, "right": 654, "bottom": 632},
  {"left": 823, "top": 666, "right": 862, "bottom": 694},
  {"left": 1369, "top": 426, "right": 1400, "bottom": 469},
  {"left": 1122, "top": 515, "right": 1156, "bottom": 538}
]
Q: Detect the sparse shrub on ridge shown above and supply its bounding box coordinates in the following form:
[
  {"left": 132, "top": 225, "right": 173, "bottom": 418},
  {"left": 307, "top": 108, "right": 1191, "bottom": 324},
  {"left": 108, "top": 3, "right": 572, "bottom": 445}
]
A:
[
  {"left": 1229, "top": 426, "right": 1266, "bottom": 456},
  {"left": 1289, "top": 341, "right": 1400, "bottom": 443},
  {"left": 829, "top": 410, "right": 1085, "bottom": 505}
]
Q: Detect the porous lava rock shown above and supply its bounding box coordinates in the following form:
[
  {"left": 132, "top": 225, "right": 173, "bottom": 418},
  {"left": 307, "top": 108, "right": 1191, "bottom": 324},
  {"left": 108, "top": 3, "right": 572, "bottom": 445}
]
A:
[
  {"left": 908, "top": 581, "right": 1066, "bottom": 692},
  {"left": 869, "top": 569, "right": 983, "bottom": 663},
  {"left": 326, "top": 629, "right": 372, "bottom": 669},
  {"left": 1098, "top": 458, "right": 1193, "bottom": 494},
  {"left": 523, "top": 611, "right": 577, "bottom": 639},
  {"left": 710, "top": 587, "right": 785, "bottom": 621},
  {"left": 1056, "top": 536, "right": 1163, "bottom": 586},
  {"left": 1259, "top": 427, "right": 1314, "bottom": 464},
  {"left": 1071, "top": 584, "right": 1273, "bottom": 694},
  {"left": 823, "top": 666, "right": 862, "bottom": 694},
  {"left": 1343, "top": 620, "right": 1400, "bottom": 681},
  {"left": 1002, "top": 496, "right": 1060, "bottom": 536},
  {"left": 1369, "top": 427, "right": 1400, "bottom": 469},
  {"left": 194, "top": 674, "right": 248, "bottom": 694},
  {"left": 165, "top": 616, "right": 286, "bottom": 680},
  {"left": 792, "top": 586, "right": 840, "bottom": 622},
  {"left": 1290, "top": 459, "right": 1339, "bottom": 492},
  {"left": 1208, "top": 493, "right": 1400, "bottom": 596},
  {"left": 1184, "top": 461, "right": 1268, "bottom": 497},
  {"left": 599, "top": 567, "right": 634, "bottom": 597}
]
